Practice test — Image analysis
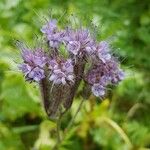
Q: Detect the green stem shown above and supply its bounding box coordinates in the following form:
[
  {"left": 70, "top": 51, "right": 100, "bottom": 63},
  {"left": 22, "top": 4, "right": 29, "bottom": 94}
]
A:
[
  {"left": 100, "top": 117, "right": 133, "bottom": 148},
  {"left": 66, "top": 99, "right": 84, "bottom": 132},
  {"left": 53, "top": 112, "right": 63, "bottom": 150},
  {"left": 126, "top": 103, "right": 146, "bottom": 120},
  {"left": 56, "top": 116, "right": 61, "bottom": 144}
]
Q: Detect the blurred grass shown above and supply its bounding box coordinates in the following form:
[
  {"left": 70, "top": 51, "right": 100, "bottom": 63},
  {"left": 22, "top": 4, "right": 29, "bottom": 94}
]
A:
[{"left": 0, "top": 0, "right": 150, "bottom": 150}]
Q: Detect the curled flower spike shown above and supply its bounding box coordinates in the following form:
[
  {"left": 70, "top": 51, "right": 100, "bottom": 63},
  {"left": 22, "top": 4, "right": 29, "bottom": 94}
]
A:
[
  {"left": 19, "top": 47, "right": 47, "bottom": 82},
  {"left": 21, "top": 48, "right": 47, "bottom": 67},
  {"left": 18, "top": 17, "right": 125, "bottom": 118},
  {"left": 64, "top": 29, "right": 94, "bottom": 57},
  {"left": 41, "top": 19, "right": 65, "bottom": 48},
  {"left": 85, "top": 58, "right": 125, "bottom": 97}
]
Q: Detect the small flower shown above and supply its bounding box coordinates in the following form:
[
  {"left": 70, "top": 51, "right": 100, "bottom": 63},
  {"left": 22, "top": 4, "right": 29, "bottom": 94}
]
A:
[
  {"left": 92, "top": 84, "right": 105, "bottom": 97},
  {"left": 41, "top": 20, "right": 65, "bottom": 48},
  {"left": 85, "top": 66, "right": 101, "bottom": 85},
  {"left": 62, "top": 59, "right": 74, "bottom": 73},
  {"left": 41, "top": 19, "right": 57, "bottom": 34},
  {"left": 28, "top": 67, "right": 45, "bottom": 82},
  {"left": 65, "top": 29, "right": 93, "bottom": 56},
  {"left": 49, "top": 59, "right": 74, "bottom": 85},
  {"left": 19, "top": 63, "right": 32, "bottom": 76},
  {"left": 117, "top": 69, "right": 125, "bottom": 81},
  {"left": 97, "top": 41, "right": 111, "bottom": 63},
  {"left": 21, "top": 48, "right": 47, "bottom": 67},
  {"left": 33, "top": 49, "right": 47, "bottom": 67},
  {"left": 85, "top": 45, "right": 96, "bottom": 55},
  {"left": 21, "top": 49, "right": 34, "bottom": 64},
  {"left": 99, "top": 75, "right": 110, "bottom": 86},
  {"left": 48, "top": 59, "right": 59, "bottom": 70},
  {"left": 19, "top": 63, "right": 45, "bottom": 82},
  {"left": 67, "top": 41, "right": 81, "bottom": 55},
  {"left": 85, "top": 57, "right": 125, "bottom": 97},
  {"left": 111, "top": 69, "right": 125, "bottom": 84},
  {"left": 48, "top": 31, "right": 64, "bottom": 48},
  {"left": 49, "top": 69, "right": 66, "bottom": 84}
]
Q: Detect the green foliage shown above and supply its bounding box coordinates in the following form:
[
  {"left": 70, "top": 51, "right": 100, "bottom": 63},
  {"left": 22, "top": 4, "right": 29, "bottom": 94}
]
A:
[
  {"left": 1, "top": 73, "right": 41, "bottom": 121},
  {"left": 0, "top": 0, "right": 150, "bottom": 150}
]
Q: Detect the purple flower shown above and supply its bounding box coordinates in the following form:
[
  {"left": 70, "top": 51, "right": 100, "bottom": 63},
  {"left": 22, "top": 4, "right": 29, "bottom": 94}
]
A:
[
  {"left": 62, "top": 59, "right": 74, "bottom": 73},
  {"left": 19, "top": 47, "right": 47, "bottom": 82},
  {"left": 33, "top": 49, "right": 47, "bottom": 67},
  {"left": 19, "top": 64, "right": 45, "bottom": 82},
  {"left": 100, "top": 59, "right": 123, "bottom": 84},
  {"left": 97, "top": 41, "right": 111, "bottom": 63},
  {"left": 48, "top": 31, "right": 64, "bottom": 48},
  {"left": 18, "top": 17, "right": 125, "bottom": 103},
  {"left": 67, "top": 41, "right": 81, "bottom": 55},
  {"left": 92, "top": 84, "right": 105, "bottom": 97},
  {"left": 85, "top": 66, "right": 101, "bottom": 85},
  {"left": 49, "top": 69, "right": 66, "bottom": 84},
  {"left": 21, "top": 48, "right": 47, "bottom": 67},
  {"left": 85, "top": 57, "right": 125, "bottom": 97},
  {"left": 19, "top": 63, "right": 32, "bottom": 76},
  {"left": 21, "top": 49, "right": 34, "bottom": 64},
  {"left": 41, "top": 19, "right": 57, "bottom": 34},
  {"left": 28, "top": 67, "right": 45, "bottom": 82},
  {"left": 85, "top": 44, "right": 96, "bottom": 55},
  {"left": 17, "top": 16, "right": 126, "bottom": 119},
  {"left": 48, "top": 59, "right": 59, "bottom": 70},
  {"left": 111, "top": 69, "right": 125, "bottom": 84},
  {"left": 118, "top": 69, "right": 125, "bottom": 81},
  {"left": 99, "top": 75, "right": 110, "bottom": 86},
  {"left": 65, "top": 29, "right": 93, "bottom": 56},
  {"left": 49, "top": 59, "right": 74, "bottom": 85},
  {"left": 41, "top": 20, "right": 65, "bottom": 48}
]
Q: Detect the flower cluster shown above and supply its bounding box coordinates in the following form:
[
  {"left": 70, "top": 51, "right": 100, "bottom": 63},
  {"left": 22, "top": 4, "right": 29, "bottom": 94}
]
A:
[
  {"left": 19, "top": 48, "right": 46, "bottom": 82},
  {"left": 85, "top": 59, "right": 125, "bottom": 97},
  {"left": 41, "top": 19, "right": 64, "bottom": 48},
  {"left": 64, "top": 28, "right": 94, "bottom": 56},
  {"left": 18, "top": 17, "right": 124, "bottom": 117},
  {"left": 49, "top": 59, "right": 74, "bottom": 85}
]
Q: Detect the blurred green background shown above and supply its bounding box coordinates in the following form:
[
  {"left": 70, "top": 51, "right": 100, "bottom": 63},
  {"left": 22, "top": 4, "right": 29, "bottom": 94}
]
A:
[{"left": 0, "top": 0, "right": 150, "bottom": 150}]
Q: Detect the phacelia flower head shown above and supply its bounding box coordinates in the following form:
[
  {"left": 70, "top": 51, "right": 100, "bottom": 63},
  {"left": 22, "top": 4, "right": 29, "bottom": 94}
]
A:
[
  {"left": 85, "top": 58, "right": 125, "bottom": 97},
  {"left": 21, "top": 48, "right": 47, "bottom": 67},
  {"left": 19, "top": 47, "right": 47, "bottom": 82},
  {"left": 18, "top": 17, "right": 125, "bottom": 118},
  {"left": 41, "top": 19, "right": 65, "bottom": 48},
  {"left": 64, "top": 28, "right": 94, "bottom": 57}
]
